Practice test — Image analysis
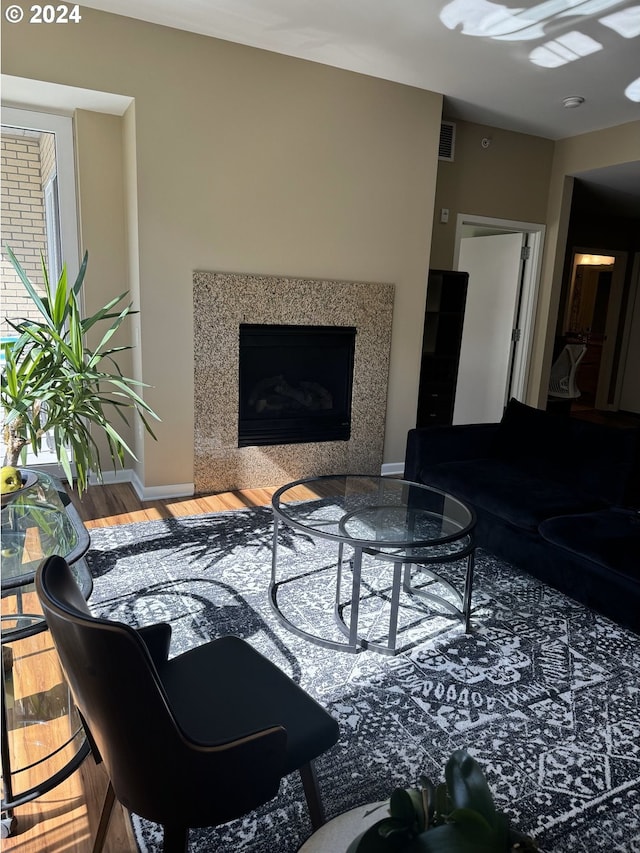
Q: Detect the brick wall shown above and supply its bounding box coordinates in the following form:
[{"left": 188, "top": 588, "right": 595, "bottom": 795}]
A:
[
  {"left": 40, "top": 131, "right": 56, "bottom": 187},
  {"left": 1, "top": 131, "right": 51, "bottom": 336}
]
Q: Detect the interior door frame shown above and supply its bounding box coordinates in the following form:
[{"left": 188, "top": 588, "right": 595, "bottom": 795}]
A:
[
  {"left": 453, "top": 214, "right": 546, "bottom": 404},
  {"left": 564, "top": 246, "right": 628, "bottom": 410},
  {"left": 615, "top": 251, "right": 640, "bottom": 411}
]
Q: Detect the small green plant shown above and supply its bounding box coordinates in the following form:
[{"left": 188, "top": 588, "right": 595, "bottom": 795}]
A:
[
  {"left": 347, "top": 750, "right": 538, "bottom": 852},
  {"left": 1, "top": 246, "right": 160, "bottom": 494}
]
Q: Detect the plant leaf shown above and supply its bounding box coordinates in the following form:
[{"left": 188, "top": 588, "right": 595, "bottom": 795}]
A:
[
  {"left": 2, "top": 246, "right": 161, "bottom": 493},
  {"left": 390, "top": 788, "right": 422, "bottom": 827},
  {"left": 5, "top": 246, "right": 49, "bottom": 321},
  {"left": 445, "top": 750, "right": 497, "bottom": 828}
]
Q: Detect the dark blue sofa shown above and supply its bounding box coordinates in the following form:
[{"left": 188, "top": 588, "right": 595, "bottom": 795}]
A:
[{"left": 404, "top": 399, "right": 640, "bottom": 634}]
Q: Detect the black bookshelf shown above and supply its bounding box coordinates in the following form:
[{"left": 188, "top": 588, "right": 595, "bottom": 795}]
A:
[{"left": 416, "top": 269, "right": 469, "bottom": 426}]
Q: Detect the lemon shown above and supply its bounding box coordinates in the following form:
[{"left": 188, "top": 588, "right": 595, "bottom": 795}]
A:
[{"left": 1, "top": 466, "right": 23, "bottom": 494}]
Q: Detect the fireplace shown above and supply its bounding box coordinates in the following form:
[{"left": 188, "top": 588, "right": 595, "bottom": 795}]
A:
[
  {"left": 238, "top": 324, "right": 357, "bottom": 447},
  {"left": 193, "top": 270, "right": 394, "bottom": 493}
]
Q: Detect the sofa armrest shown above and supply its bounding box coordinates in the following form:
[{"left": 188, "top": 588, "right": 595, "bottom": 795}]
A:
[{"left": 404, "top": 423, "right": 499, "bottom": 482}]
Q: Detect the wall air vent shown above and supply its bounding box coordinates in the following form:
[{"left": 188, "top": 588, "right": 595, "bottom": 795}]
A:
[{"left": 438, "top": 121, "right": 456, "bottom": 162}]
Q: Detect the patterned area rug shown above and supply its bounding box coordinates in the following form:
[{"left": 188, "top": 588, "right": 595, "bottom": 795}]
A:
[{"left": 85, "top": 506, "right": 640, "bottom": 853}]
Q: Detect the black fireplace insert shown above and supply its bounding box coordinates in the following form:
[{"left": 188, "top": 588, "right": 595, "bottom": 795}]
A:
[{"left": 238, "top": 324, "right": 357, "bottom": 447}]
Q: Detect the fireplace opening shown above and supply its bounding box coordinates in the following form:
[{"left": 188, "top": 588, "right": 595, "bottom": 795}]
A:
[{"left": 238, "top": 324, "right": 357, "bottom": 447}]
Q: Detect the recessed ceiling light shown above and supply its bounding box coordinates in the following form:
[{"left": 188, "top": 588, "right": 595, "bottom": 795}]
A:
[{"left": 563, "top": 95, "right": 585, "bottom": 108}]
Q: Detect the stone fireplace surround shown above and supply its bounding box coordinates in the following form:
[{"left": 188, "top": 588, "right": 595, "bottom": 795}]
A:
[{"left": 193, "top": 271, "right": 394, "bottom": 493}]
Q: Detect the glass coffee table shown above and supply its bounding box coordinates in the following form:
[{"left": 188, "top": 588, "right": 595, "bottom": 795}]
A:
[
  {"left": 1, "top": 470, "right": 91, "bottom": 836},
  {"left": 270, "top": 475, "right": 476, "bottom": 655}
]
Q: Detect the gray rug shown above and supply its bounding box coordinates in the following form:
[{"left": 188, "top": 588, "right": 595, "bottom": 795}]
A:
[{"left": 85, "top": 506, "right": 640, "bottom": 853}]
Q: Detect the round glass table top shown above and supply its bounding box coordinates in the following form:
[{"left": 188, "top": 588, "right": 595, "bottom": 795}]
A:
[
  {"left": 1, "top": 469, "right": 90, "bottom": 590},
  {"left": 272, "top": 474, "right": 475, "bottom": 549}
]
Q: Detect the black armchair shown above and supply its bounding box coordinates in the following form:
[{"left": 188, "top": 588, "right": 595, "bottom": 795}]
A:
[{"left": 35, "top": 555, "right": 339, "bottom": 853}]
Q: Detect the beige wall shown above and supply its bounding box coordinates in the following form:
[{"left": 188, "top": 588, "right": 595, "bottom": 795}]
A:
[
  {"left": 531, "top": 120, "right": 640, "bottom": 408},
  {"left": 74, "top": 109, "right": 135, "bottom": 471},
  {"left": 430, "top": 120, "right": 554, "bottom": 270},
  {"left": 2, "top": 6, "right": 443, "bottom": 489}
]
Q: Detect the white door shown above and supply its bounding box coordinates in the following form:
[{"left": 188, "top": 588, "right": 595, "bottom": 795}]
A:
[{"left": 453, "top": 232, "right": 524, "bottom": 424}]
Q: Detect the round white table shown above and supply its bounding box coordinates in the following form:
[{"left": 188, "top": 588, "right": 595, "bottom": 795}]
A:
[{"left": 298, "top": 801, "right": 387, "bottom": 852}]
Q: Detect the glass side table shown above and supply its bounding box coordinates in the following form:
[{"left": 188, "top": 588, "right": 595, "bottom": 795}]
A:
[{"left": 1, "top": 470, "right": 92, "bottom": 837}]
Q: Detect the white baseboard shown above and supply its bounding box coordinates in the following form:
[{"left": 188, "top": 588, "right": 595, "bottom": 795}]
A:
[
  {"left": 381, "top": 462, "right": 404, "bottom": 477},
  {"left": 88, "top": 468, "right": 195, "bottom": 502},
  {"left": 88, "top": 468, "right": 134, "bottom": 486},
  {"left": 90, "top": 465, "right": 404, "bottom": 500},
  {"left": 130, "top": 469, "right": 195, "bottom": 502}
]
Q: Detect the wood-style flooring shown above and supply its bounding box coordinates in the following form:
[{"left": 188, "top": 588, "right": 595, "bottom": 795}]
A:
[
  {"left": 569, "top": 404, "right": 640, "bottom": 429},
  {"left": 2, "top": 481, "right": 284, "bottom": 853}
]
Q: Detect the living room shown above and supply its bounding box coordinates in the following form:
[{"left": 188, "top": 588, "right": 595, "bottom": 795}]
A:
[
  {"left": 1, "top": 2, "right": 640, "bottom": 852},
  {"left": 3, "top": 1, "right": 640, "bottom": 499}
]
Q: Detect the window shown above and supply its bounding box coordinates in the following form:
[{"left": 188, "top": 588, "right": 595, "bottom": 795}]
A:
[{"left": 1, "top": 108, "right": 79, "bottom": 472}]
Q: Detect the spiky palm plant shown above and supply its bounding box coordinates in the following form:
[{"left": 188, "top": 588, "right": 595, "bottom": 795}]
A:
[{"left": 1, "top": 246, "right": 160, "bottom": 494}]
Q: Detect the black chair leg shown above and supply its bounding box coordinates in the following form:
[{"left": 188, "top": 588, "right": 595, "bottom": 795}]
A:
[
  {"left": 299, "top": 761, "right": 326, "bottom": 831},
  {"left": 163, "top": 824, "right": 189, "bottom": 853},
  {"left": 92, "top": 781, "right": 116, "bottom": 853}
]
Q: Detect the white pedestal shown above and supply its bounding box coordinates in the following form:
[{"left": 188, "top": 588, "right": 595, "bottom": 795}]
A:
[{"left": 298, "top": 801, "right": 387, "bottom": 852}]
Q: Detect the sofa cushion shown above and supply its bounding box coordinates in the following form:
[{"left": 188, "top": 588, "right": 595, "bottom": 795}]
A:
[
  {"left": 490, "top": 399, "right": 639, "bottom": 505},
  {"left": 492, "top": 398, "right": 570, "bottom": 462},
  {"left": 539, "top": 509, "right": 640, "bottom": 578},
  {"left": 420, "top": 458, "right": 606, "bottom": 533}
]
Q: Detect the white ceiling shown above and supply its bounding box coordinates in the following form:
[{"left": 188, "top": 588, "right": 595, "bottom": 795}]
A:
[{"left": 79, "top": 0, "right": 640, "bottom": 141}]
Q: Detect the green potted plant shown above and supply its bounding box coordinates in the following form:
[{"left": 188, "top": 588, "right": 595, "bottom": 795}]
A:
[
  {"left": 1, "top": 246, "right": 160, "bottom": 495},
  {"left": 347, "top": 749, "right": 538, "bottom": 852}
]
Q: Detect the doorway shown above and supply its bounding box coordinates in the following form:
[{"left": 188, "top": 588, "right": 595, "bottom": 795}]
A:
[
  {"left": 561, "top": 249, "right": 627, "bottom": 411},
  {"left": 452, "top": 214, "right": 545, "bottom": 424}
]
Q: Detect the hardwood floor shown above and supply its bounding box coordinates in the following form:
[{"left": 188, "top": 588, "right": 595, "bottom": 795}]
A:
[
  {"left": 2, "top": 481, "right": 282, "bottom": 853},
  {"left": 569, "top": 404, "right": 640, "bottom": 429}
]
